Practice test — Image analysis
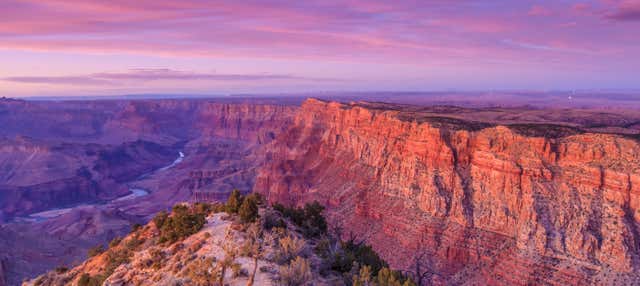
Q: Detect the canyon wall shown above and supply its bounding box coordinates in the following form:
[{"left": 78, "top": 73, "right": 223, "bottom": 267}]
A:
[
  {"left": 255, "top": 98, "right": 640, "bottom": 285},
  {"left": 0, "top": 99, "right": 297, "bottom": 285}
]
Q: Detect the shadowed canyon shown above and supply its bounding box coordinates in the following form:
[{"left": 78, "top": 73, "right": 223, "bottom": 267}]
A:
[{"left": 2, "top": 94, "right": 640, "bottom": 285}]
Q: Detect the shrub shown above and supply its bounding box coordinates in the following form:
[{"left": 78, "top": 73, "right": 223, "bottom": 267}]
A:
[
  {"left": 245, "top": 193, "right": 264, "bottom": 206},
  {"left": 125, "top": 235, "right": 143, "bottom": 250},
  {"left": 183, "top": 257, "right": 218, "bottom": 286},
  {"left": 54, "top": 266, "right": 68, "bottom": 274},
  {"left": 226, "top": 189, "right": 244, "bottom": 213},
  {"left": 375, "top": 267, "right": 416, "bottom": 286},
  {"left": 157, "top": 205, "right": 207, "bottom": 244},
  {"left": 332, "top": 240, "right": 387, "bottom": 277},
  {"left": 278, "top": 256, "right": 312, "bottom": 286},
  {"left": 153, "top": 211, "right": 169, "bottom": 228},
  {"left": 77, "top": 273, "right": 103, "bottom": 286},
  {"left": 239, "top": 196, "right": 259, "bottom": 223},
  {"left": 193, "top": 202, "right": 213, "bottom": 215},
  {"left": 131, "top": 223, "right": 143, "bottom": 232},
  {"left": 87, "top": 245, "right": 105, "bottom": 257},
  {"left": 263, "top": 211, "right": 287, "bottom": 230},
  {"left": 104, "top": 248, "right": 131, "bottom": 275},
  {"left": 276, "top": 235, "right": 306, "bottom": 264},
  {"left": 352, "top": 265, "right": 372, "bottom": 286},
  {"left": 109, "top": 236, "right": 122, "bottom": 248},
  {"left": 273, "top": 201, "right": 327, "bottom": 238}
]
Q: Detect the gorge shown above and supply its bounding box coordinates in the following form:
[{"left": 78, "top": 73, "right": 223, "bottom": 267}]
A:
[{"left": 3, "top": 96, "right": 640, "bottom": 285}]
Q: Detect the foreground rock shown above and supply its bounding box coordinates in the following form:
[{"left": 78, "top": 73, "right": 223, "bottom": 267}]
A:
[{"left": 25, "top": 201, "right": 407, "bottom": 286}]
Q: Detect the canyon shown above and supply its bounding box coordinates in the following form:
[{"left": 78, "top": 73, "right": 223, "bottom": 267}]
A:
[
  {"left": 3, "top": 95, "right": 640, "bottom": 285},
  {"left": 0, "top": 97, "right": 296, "bottom": 285},
  {"left": 255, "top": 99, "right": 640, "bottom": 285}
]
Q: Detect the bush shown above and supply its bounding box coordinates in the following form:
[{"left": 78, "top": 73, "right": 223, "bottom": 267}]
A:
[
  {"left": 226, "top": 189, "right": 244, "bottom": 213},
  {"left": 263, "top": 211, "right": 287, "bottom": 230},
  {"left": 153, "top": 211, "right": 169, "bottom": 228},
  {"left": 54, "top": 266, "right": 68, "bottom": 274},
  {"left": 125, "top": 235, "right": 143, "bottom": 250},
  {"left": 104, "top": 248, "right": 132, "bottom": 275},
  {"left": 87, "top": 245, "right": 105, "bottom": 257},
  {"left": 157, "top": 205, "right": 207, "bottom": 244},
  {"left": 352, "top": 265, "right": 372, "bottom": 286},
  {"left": 245, "top": 193, "right": 264, "bottom": 206},
  {"left": 77, "top": 273, "right": 103, "bottom": 286},
  {"left": 131, "top": 223, "right": 143, "bottom": 232},
  {"left": 109, "top": 236, "right": 122, "bottom": 248},
  {"left": 273, "top": 201, "right": 327, "bottom": 238},
  {"left": 276, "top": 235, "right": 306, "bottom": 264},
  {"left": 239, "top": 196, "right": 259, "bottom": 223},
  {"left": 375, "top": 267, "right": 416, "bottom": 286},
  {"left": 183, "top": 257, "right": 218, "bottom": 286},
  {"left": 278, "top": 256, "right": 312, "bottom": 286},
  {"left": 332, "top": 240, "right": 387, "bottom": 277}
]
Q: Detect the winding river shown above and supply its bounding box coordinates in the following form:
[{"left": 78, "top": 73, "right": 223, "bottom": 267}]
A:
[{"left": 21, "top": 151, "right": 185, "bottom": 222}]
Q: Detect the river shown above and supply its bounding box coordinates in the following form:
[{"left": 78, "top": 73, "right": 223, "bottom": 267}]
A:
[{"left": 20, "top": 151, "right": 185, "bottom": 222}]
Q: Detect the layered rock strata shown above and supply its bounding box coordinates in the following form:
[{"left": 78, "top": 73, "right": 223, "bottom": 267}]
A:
[{"left": 255, "top": 98, "right": 640, "bottom": 285}]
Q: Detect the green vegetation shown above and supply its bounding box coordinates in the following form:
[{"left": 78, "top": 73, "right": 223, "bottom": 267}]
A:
[
  {"left": 87, "top": 245, "right": 105, "bottom": 258},
  {"left": 275, "top": 235, "right": 307, "bottom": 264},
  {"left": 507, "top": 123, "right": 584, "bottom": 138},
  {"left": 77, "top": 273, "right": 102, "bottom": 286},
  {"left": 376, "top": 267, "right": 416, "bottom": 286},
  {"left": 273, "top": 201, "right": 327, "bottom": 238},
  {"left": 108, "top": 236, "right": 122, "bottom": 248},
  {"left": 68, "top": 195, "right": 415, "bottom": 286},
  {"left": 239, "top": 195, "right": 260, "bottom": 223},
  {"left": 54, "top": 266, "right": 68, "bottom": 274},
  {"left": 155, "top": 204, "right": 207, "bottom": 244},
  {"left": 278, "top": 256, "right": 312, "bottom": 286},
  {"left": 331, "top": 239, "right": 388, "bottom": 276},
  {"left": 226, "top": 189, "right": 244, "bottom": 213},
  {"left": 131, "top": 223, "right": 142, "bottom": 232},
  {"left": 353, "top": 266, "right": 416, "bottom": 286}
]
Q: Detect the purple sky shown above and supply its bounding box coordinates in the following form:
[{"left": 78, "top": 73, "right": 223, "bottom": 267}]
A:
[{"left": 1, "top": 0, "right": 639, "bottom": 97}]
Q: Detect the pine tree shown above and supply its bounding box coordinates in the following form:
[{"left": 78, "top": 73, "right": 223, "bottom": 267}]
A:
[
  {"left": 226, "top": 189, "right": 244, "bottom": 213},
  {"left": 239, "top": 196, "right": 259, "bottom": 223}
]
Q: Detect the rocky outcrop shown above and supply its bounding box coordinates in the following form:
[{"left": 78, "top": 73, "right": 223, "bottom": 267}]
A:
[{"left": 255, "top": 98, "right": 640, "bottom": 285}]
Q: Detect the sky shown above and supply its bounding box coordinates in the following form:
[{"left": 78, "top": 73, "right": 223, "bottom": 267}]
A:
[{"left": 0, "top": 0, "right": 639, "bottom": 97}]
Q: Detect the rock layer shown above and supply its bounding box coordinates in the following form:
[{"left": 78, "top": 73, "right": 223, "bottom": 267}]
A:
[{"left": 255, "top": 98, "right": 640, "bottom": 285}]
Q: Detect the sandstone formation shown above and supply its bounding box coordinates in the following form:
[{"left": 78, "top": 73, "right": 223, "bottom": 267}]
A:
[{"left": 255, "top": 98, "right": 640, "bottom": 285}]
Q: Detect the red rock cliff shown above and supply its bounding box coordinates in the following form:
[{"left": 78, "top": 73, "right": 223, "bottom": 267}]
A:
[{"left": 255, "top": 98, "right": 640, "bottom": 285}]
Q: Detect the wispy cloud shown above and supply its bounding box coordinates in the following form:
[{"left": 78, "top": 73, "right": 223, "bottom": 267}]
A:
[
  {"left": 528, "top": 5, "right": 553, "bottom": 16},
  {"left": 501, "top": 39, "right": 598, "bottom": 55},
  {"left": 604, "top": 1, "right": 640, "bottom": 21},
  {"left": 3, "top": 68, "right": 335, "bottom": 86}
]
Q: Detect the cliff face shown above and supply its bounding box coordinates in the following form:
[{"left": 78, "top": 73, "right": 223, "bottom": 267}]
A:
[
  {"left": 105, "top": 100, "right": 297, "bottom": 144},
  {"left": 255, "top": 99, "right": 640, "bottom": 285}
]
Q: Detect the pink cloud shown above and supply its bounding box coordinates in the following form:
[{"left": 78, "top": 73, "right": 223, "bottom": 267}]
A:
[
  {"left": 528, "top": 5, "right": 553, "bottom": 16},
  {"left": 572, "top": 3, "right": 592, "bottom": 13},
  {"left": 604, "top": 0, "right": 640, "bottom": 21},
  {"left": 2, "top": 69, "right": 335, "bottom": 86},
  {"left": 0, "top": 0, "right": 639, "bottom": 93}
]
